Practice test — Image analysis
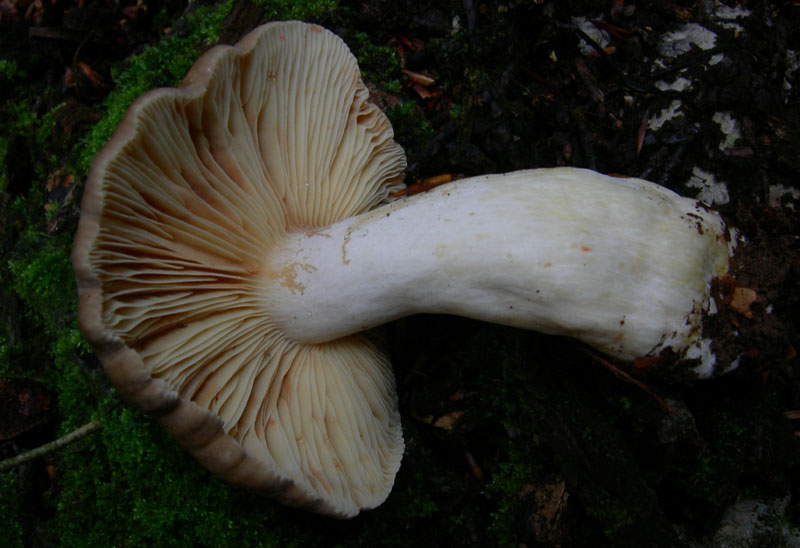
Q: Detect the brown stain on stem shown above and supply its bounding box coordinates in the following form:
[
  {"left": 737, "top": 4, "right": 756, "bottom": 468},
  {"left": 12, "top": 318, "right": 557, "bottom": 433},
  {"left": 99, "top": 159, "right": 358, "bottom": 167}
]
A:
[{"left": 270, "top": 261, "right": 317, "bottom": 294}]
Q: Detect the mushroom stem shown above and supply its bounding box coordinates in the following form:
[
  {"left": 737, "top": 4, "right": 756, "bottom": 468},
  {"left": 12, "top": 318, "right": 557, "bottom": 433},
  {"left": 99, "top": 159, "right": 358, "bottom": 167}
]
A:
[{"left": 263, "top": 167, "right": 733, "bottom": 375}]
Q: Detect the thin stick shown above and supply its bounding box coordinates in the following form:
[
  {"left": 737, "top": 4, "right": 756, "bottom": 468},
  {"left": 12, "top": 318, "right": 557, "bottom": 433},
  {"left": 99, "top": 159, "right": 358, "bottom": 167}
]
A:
[
  {"left": 0, "top": 420, "right": 102, "bottom": 473},
  {"left": 581, "top": 349, "right": 675, "bottom": 414}
]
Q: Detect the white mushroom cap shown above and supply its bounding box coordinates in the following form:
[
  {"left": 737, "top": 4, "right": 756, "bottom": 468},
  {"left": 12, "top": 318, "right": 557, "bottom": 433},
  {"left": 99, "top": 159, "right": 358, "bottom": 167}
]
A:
[{"left": 72, "top": 21, "right": 406, "bottom": 518}]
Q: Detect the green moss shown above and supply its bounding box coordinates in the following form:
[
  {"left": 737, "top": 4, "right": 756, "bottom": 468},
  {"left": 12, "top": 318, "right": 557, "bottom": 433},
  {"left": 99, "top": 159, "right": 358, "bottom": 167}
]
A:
[
  {"left": 5, "top": 224, "right": 89, "bottom": 395},
  {"left": 0, "top": 59, "right": 20, "bottom": 81},
  {"left": 586, "top": 494, "right": 636, "bottom": 537},
  {"left": 384, "top": 79, "right": 402, "bottom": 94},
  {"left": 0, "top": 135, "right": 7, "bottom": 192},
  {"left": 487, "top": 445, "right": 541, "bottom": 546},
  {"left": 4, "top": 95, "right": 62, "bottom": 152},
  {"left": 52, "top": 403, "right": 296, "bottom": 547},
  {"left": 448, "top": 103, "right": 464, "bottom": 120},
  {"left": 0, "top": 91, "right": 63, "bottom": 196},
  {"left": 76, "top": 1, "right": 234, "bottom": 175},
  {"left": 0, "top": 474, "right": 25, "bottom": 548},
  {"left": 415, "top": 327, "right": 544, "bottom": 545},
  {"left": 252, "top": 0, "right": 336, "bottom": 20},
  {"left": 343, "top": 30, "right": 401, "bottom": 84},
  {"left": 387, "top": 100, "right": 434, "bottom": 160},
  {"left": 0, "top": 332, "right": 14, "bottom": 374},
  {"left": 9, "top": 232, "right": 74, "bottom": 337},
  {"left": 2, "top": 222, "right": 78, "bottom": 386}
]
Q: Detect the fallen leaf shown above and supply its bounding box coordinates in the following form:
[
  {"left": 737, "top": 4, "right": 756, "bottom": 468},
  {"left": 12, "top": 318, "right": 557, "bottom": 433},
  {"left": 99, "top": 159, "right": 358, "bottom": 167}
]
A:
[
  {"left": 78, "top": 62, "right": 105, "bottom": 88},
  {"left": 402, "top": 68, "right": 435, "bottom": 87},
  {"left": 637, "top": 109, "right": 649, "bottom": 154},
  {"left": 464, "top": 450, "right": 483, "bottom": 481},
  {"left": 397, "top": 35, "right": 422, "bottom": 52},
  {"left": 63, "top": 67, "right": 75, "bottom": 87},
  {"left": 633, "top": 355, "right": 661, "bottom": 370},
  {"left": 433, "top": 410, "right": 463, "bottom": 430},
  {"left": 45, "top": 168, "right": 74, "bottom": 191},
  {"left": 412, "top": 83, "right": 434, "bottom": 99},
  {"left": 588, "top": 46, "right": 616, "bottom": 57},
  {"left": 729, "top": 286, "right": 758, "bottom": 318}
]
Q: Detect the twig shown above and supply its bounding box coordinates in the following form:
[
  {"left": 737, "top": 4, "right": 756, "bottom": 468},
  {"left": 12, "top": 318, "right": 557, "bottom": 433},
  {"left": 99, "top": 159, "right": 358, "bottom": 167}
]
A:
[
  {"left": 581, "top": 349, "right": 675, "bottom": 414},
  {"left": 0, "top": 420, "right": 102, "bottom": 473}
]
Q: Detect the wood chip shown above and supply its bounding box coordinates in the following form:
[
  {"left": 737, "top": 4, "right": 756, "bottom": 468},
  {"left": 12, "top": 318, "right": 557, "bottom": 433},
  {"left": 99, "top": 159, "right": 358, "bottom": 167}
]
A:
[
  {"left": 433, "top": 410, "right": 463, "bottom": 430},
  {"left": 729, "top": 286, "right": 758, "bottom": 318}
]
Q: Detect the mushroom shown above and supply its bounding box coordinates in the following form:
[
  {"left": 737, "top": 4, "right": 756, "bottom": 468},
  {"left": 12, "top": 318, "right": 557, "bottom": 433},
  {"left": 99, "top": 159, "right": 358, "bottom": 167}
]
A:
[
  {"left": 268, "top": 166, "right": 733, "bottom": 372},
  {"left": 72, "top": 21, "right": 735, "bottom": 517}
]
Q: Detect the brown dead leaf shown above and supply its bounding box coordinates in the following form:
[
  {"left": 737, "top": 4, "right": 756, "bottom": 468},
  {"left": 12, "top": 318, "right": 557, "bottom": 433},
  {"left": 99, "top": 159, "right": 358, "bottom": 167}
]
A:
[
  {"left": 464, "top": 450, "right": 483, "bottom": 481},
  {"left": 412, "top": 83, "right": 434, "bottom": 99},
  {"left": 78, "top": 62, "right": 105, "bottom": 89},
  {"left": 633, "top": 355, "right": 661, "bottom": 370},
  {"left": 45, "top": 168, "right": 75, "bottom": 192},
  {"left": 433, "top": 410, "right": 463, "bottom": 430},
  {"left": 516, "top": 482, "right": 570, "bottom": 546},
  {"left": 402, "top": 68, "right": 435, "bottom": 87},
  {"left": 729, "top": 286, "right": 758, "bottom": 318},
  {"left": 63, "top": 67, "right": 75, "bottom": 87},
  {"left": 594, "top": 21, "right": 631, "bottom": 38},
  {"left": 122, "top": 0, "right": 146, "bottom": 20},
  {"left": 671, "top": 4, "right": 693, "bottom": 21},
  {"left": 610, "top": 0, "right": 625, "bottom": 20},
  {"left": 448, "top": 390, "right": 466, "bottom": 402},
  {"left": 588, "top": 46, "right": 616, "bottom": 57},
  {"left": 637, "top": 109, "right": 649, "bottom": 154}
]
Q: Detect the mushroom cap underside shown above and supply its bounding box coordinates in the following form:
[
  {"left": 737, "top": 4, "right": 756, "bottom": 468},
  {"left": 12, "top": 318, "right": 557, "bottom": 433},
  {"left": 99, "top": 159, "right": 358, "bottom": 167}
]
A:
[{"left": 72, "top": 20, "right": 406, "bottom": 518}]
